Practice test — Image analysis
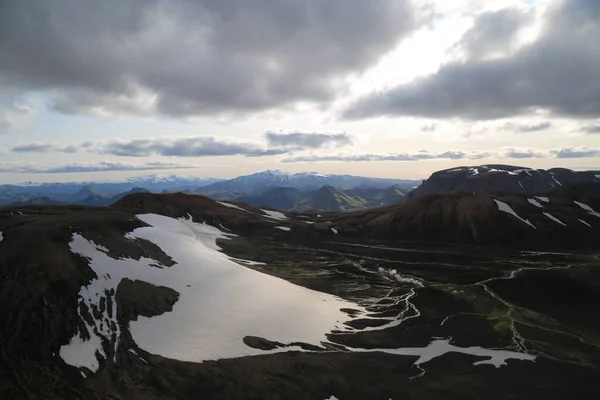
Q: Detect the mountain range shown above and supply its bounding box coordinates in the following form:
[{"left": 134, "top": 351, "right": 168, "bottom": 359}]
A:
[{"left": 0, "top": 170, "right": 418, "bottom": 210}]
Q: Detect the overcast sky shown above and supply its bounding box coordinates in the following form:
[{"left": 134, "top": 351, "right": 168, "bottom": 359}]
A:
[{"left": 1, "top": 0, "right": 599, "bottom": 183}]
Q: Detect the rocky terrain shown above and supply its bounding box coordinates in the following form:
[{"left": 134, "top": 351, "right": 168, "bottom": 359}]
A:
[{"left": 1, "top": 181, "right": 600, "bottom": 399}]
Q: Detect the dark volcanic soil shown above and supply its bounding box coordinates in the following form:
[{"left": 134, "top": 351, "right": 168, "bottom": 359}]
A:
[{"left": 1, "top": 196, "right": 600, "bottom": 399}]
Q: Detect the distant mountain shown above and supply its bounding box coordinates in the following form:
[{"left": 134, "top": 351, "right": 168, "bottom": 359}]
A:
[
  {"left": 234, "top": 187, "right": 305, "bottom": 210},
  {"left": 199, "top": 170, "right": 418, "bottom": 192},
  {"left": 296, "top": 185, "right": 366, "bottom": 211},
  {"left": 409, "top": 165, "right": 600, "bottom": 199},
  {"left": 6, "top": 196, "right": 62, "bottom": 207},
  {"left": 346, "top": 184, "right": 407, "bottom": 207}
]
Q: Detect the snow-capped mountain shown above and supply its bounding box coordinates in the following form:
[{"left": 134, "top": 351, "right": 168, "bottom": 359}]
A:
[{"left": 200, "top": 170, "right": 417, "bottom": 192}]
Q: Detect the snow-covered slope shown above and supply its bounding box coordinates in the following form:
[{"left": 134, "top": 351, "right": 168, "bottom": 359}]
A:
[{"left": 61, "top": 214, "right": 359, "bottom": 367}]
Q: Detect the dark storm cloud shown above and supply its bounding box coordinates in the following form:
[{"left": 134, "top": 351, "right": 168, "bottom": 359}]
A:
[
  {"left": 502, "top": 122, "right": 552, "bottom": 132},
  {"left": 0, "top": 0, "right": 415, "bottom": 117},
  {"left": 343, "top": 0, "right": 600, "bottom": 120},
  {"left": 265, "top": 132, "right": 352, "bottom": 148}
]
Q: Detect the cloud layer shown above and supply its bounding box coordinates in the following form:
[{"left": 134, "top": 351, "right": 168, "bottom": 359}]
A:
[
  {"left": 0, "top": 0, "right": 415, "bottom": 117},
  {"left": 0, "top": 161, "right": 199, "bottom": 174},
  {"left": 9, "top": 131, "right": 353, "bottom": 157},
  {"left": 282, "top": 147, "right": 600, "bottom": 163},
  {"left": 344, "top": 0, "right": 600, "bottom": 121}
]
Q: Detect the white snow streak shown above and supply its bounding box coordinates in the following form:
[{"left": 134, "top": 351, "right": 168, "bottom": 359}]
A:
[
  {"left": 543, "top": 212, "right": 566, "bottom": 226},
  {"left": 275, "top": 226, "right": 291, "bottom": 231},
  {"left": 331, "top": 228, "right": 338, "bottom": 234},
  {"left": 574, "top": 201, "right": 600, "bottom": 218},
  {"left": 579, "top": 219, "right": 592, "bottom": 228},
  {"left": 535, "top": 197, "right": 549, "bottom": 203},
  {"left": 0, "top": 231, "right": 3, "bottom": 243},
  {"left": 217, "top": 201, "right": 249, "bottom": 213},
  {"left": 261, "top": 209, "right": 288, "bottom": 221},
  {"left": 527, "top": 198, "right": 543, "bottom": 208},
  {"left": 494, "top": 200, "right": 536, "bottom": 229}
]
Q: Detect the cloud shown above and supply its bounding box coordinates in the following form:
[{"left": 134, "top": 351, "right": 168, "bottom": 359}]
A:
[
  {"left": 457, "top": 7, "right": 530, "bottom": 60},
  {"left": 10, "top": 132, "right": 354, "bottom": 157},
  {"left": 282, "top": 147, "right": 600, "bottom": 163},
  {"left": 550, "top": 147, "right": 600, "bottom": 159},
  {"left": 343, "top": 0, "right": 600, "bottom": 120},
  {"left": 0, "top": 161, "right": 200, "bottom": 174},
  {"left": 580, "top": 125, "right": 600, "bottom": 134},
  {"left": 421, "top": 123, "right": 436, "bottom": 132},
  {"left": 11, "top": 142, "right": 58, "bottom": 153},
  {"left": 0, "top": 95, "right": 33, "bottom": 132},
  {"left": 501, "top": 122, "right": 552, "bottom": 132},
  {"left": 265, "top": 131, "right": 352, "bottom": 148},
  {"left": 0, "top": 0, "right": 415, "bottom": 118},
  {"left": 282, "top": 150, "right": 496, "bottom": 163}
]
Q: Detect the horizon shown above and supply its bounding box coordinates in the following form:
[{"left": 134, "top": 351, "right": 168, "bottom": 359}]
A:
[{"left": 1, "top": 0, "right": 600, "bottom": 184}]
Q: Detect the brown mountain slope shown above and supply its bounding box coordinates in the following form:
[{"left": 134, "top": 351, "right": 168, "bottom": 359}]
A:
[{"left": 311, "top": 186, "right": 600, "bottom": 250}]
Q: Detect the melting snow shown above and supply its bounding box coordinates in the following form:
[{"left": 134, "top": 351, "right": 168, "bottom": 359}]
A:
[
  {"left": 59, "top": 316, "right": 105, "bottom": 372},
  {"left": 579, "top": 219, "right": 592, "bottom": 228},
  {"left": 574, "top": 201, "right": 600, "bottom": 218},
  {"left": 276, "top": 226, "right": 291, "bottom": 231},
  {"left": 331, "top": 228, "right": 338, "bottom": 234},
  {"left": 527, "top": 198, "right": 544, "bottom": 208},
  {"left": 356, "top": 339, "right": 535, "bottom": 368},
  {"left": 543, "top": 212, "right": 566, "bottom": 226},
  {"left": 535, "top": 197, "right": 549, "bottom": 203},
  {"left": 63, "top": 214, "right": 358, "bottom": 365},
  {"left": 493, "top": 200, "right": 536, "bottom": 229},
  {"left": 261, "top": 209, "right": 288, "bottom": 221},
  {"left": 217, "top": 201, "right": 249, "bottom": 213}
]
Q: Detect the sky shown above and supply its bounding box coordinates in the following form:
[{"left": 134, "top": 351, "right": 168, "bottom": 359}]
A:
[{"left": 1, "top": 0, "right": 599, "bottom": 183}]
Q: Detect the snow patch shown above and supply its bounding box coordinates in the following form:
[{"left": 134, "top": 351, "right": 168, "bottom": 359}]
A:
[
  {"left": 217, "top": 201, "right": 249, "bottom": 213},
  {"left": 574, "top": 201, "right": 600, "bottom": 218},
  {"left": 0, "top": 232, "right": 3, "bottom": 243},
  {"left": 494, "top": 200, "right": 536, "bottom": 229},
  {"left": 579, "top": 219, "right": 592, "bottom": 228},
  {"left": 331, "top": 228, "right": 338, "bottom": 234},
  {"left": 535, "top": 197, "right": 549, "bottom": 203},
  {"left": 261, "top": 209, "right": 288, "bottom": 221},
  {"left": 276, "top": 226, "right": 291, "bottom": 231},
  {"left": 543, "top": 212, "right": 566, "bottom": 226},
  {"left": 356, "top": 339, "right": 535, "bottom": 368},
  {"left": 527, "top": 198, "right": 543, "bottom": 208}
]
